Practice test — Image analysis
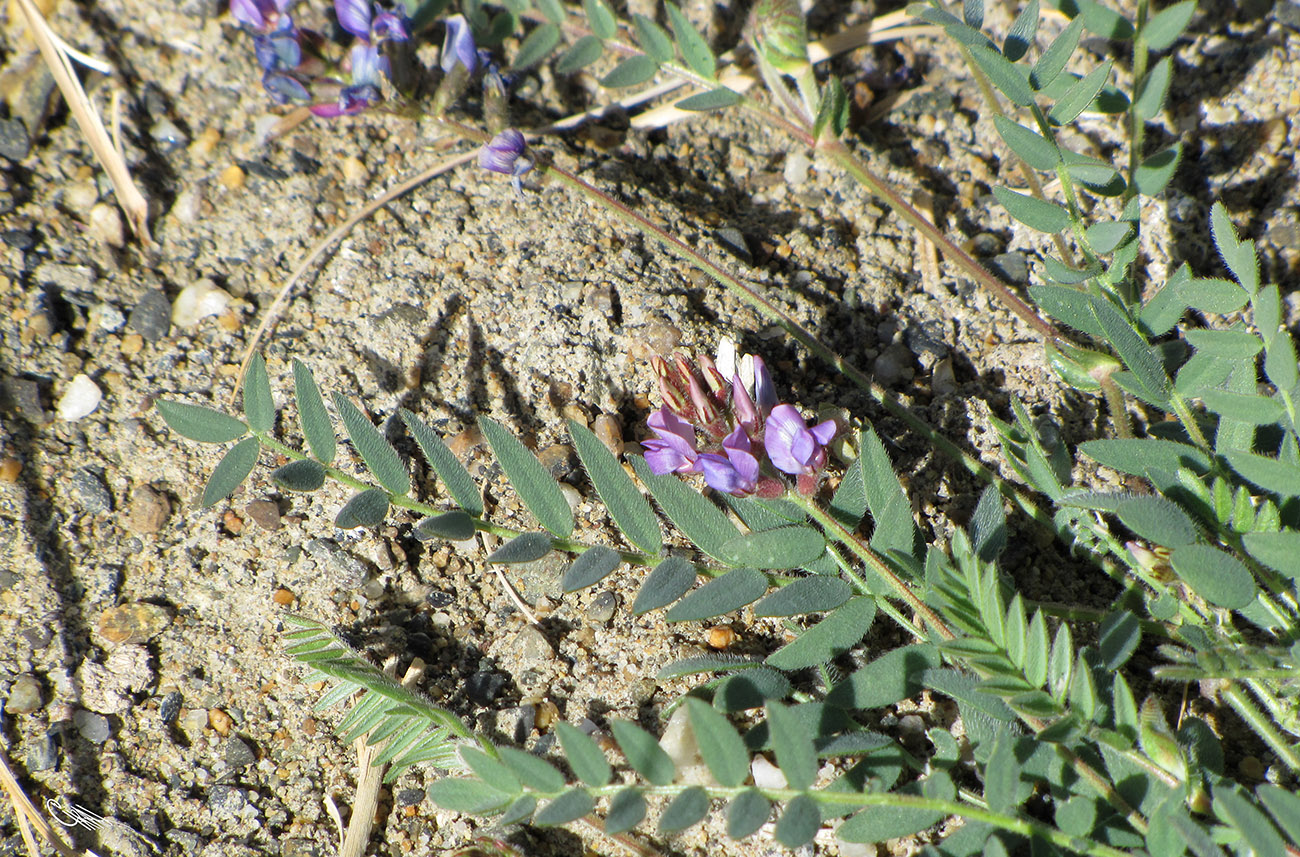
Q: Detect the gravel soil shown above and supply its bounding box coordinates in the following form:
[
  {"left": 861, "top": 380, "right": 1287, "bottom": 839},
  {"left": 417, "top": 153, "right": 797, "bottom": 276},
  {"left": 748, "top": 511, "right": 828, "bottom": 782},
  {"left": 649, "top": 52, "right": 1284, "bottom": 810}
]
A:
[{"left": 1, "top": 0, "right": 1298, "bottom": 854}]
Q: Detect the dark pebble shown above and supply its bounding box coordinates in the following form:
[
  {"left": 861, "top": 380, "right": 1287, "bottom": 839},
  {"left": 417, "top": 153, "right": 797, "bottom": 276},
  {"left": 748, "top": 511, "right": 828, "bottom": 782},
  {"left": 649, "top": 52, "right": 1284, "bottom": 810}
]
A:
[
  {"left": 244, "top": 499, "right": 281, "bottom": 530},
  {"left": 225, "top": 735, "right": 257, "bottom": 769},
  {"left": 513, "top": 704, "right": 535, "bottom": 743},
  {"left": 585, "top": 590, "right": 617, "bottom": 624},
  {"left": 305, "top": 539, "right": 368, "bottom": 589},
  {"left": 713, "top": 227, "right": 753, "bottom": 265},
  {"left": 532, "top": 732, "right": 557, "bottom": 755},
  {"left": 70, "top": 468, "right": 113, "bottom": 514},
  {"left": 282, "top": 842, "right": 321, "bottom": 857},
  {"left": 988, "top": 251, "right": 1029, "bottom": 286},
  {"left": 159, "top": 691, "right": 183, "bottom": 724},
  {"left": 21, "top": 625, "right": 52, "bottom": 648},
  {"left": 904, "top": 321, "right": 949, "bottom": 360},
  {"left": 208, "top": 784, "right": 247, "bottom": 816},
  {"left": 6, "top": 377, "right": 45, "bottom": 423},
  {"left": 2, "top": 229, "right": 35, "bottom": 250},
  {"left": 73, "top": 710, "right": 110, "bottom": 743},
  {"left": 0, "top": 570, "right": 17, "bottom": 590},
  {"left": 426, "top": 590, "right": 454, "bottom": 608},
  {"left": 166, "top": 831, "right": 203, "bottom": 851},
  {"left": 128, "top": 290, "right": 172, "bottom": 343},
  {"left": 395, "top": 788, "right": 424, "bottom": 807},
  {"left": 27, "top": 732, "right": 58, "bottom": 772},
  {"left": 465, "top": 670, "right": 506, "bottom": 705},
  {"left": 1280, "top": 1, "right": 1300, "bottom": 29},
  {"left": 0, "top": 117, "right": 30, "bottom": 161}
]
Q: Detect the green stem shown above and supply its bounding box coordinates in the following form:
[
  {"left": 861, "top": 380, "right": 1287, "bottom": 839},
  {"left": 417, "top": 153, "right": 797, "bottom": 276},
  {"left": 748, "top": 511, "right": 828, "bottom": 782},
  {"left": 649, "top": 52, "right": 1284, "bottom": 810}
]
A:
[{"left": 1222, "top": 683, "right": 1300, "bottom": 773}]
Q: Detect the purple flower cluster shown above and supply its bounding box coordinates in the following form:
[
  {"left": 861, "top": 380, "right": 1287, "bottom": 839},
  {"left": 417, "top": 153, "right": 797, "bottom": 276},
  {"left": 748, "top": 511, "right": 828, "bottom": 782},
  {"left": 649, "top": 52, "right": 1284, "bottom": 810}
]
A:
[
  {"left": 642, "top": 352, "right": 838, "bottom": 497},
  {"left": 228, "top": 0, "right": 409, "bottom": 116}
]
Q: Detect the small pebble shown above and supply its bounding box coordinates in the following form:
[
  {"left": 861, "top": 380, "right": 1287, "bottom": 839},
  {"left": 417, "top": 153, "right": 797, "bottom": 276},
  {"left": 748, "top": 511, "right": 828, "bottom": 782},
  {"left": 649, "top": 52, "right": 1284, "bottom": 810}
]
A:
[
  {"left": 218, "top": 164, "right": 246, "bottom": 189},
  {"left": 592, "top": 414, "right": 623, "bottom": 457},
  {"left": 783, "top": 150, "right": 811, "bottom": 185},
  {"left": 98, "top": 602, "right": 173, "bottom": 644},
  {"left": 88, "top": 203, "right": 125, "bottom": 247},
  {"left": 245, "top": 499, "right": 281, "bottom": 530},
  {"left": 70, "top": 468, "right": 112, "bottom": 513},
  {"left": 73, "top": 710, "right": 111, "bottom": 743},
  {"left": 395, "top": 788, "right": 424, "bottom": 807},
  {"left": 465, "top": 671, "right": 506, "bottom": 705},
  {"left": 128, "top": 289, "right": 172, "bottom": 342},
  {"left": 585, "top": 590, "right": 617, "bottom": 624},
  {"left": 90, "top": 302, "right": 126, "bottom": 332},
  {"left": 225, "top": 735, "right": 257, "bottom": 769},
  {"left": 223, "top": 509, "right": 244, "bottom": 534},
  {"left": 159, "top": 691, "right": 183, "bottom": 724},
  {"left": 150, "top": 118, "right": 188, "bottom": 149},
  {"left": 120, "top": 333, "right": 144, "bottom": 355},
  {"left": 64, "top": 180, "right": 98, "bottom": 215},
  {"left": 534, "top": 699, "right": 559, "bottom": 732},
  {"left": 272, "top": 587, "right": 295, "bottom": 607},
  {"left": 712, "top": 227, "right": 753, "bottom": 265},
  {"left": 182, "top": 708, "right": 208, "bottom": 736},
  {"left": 515, "top": 625, "right": 554, "bottom": 663},
  {"left": 209, "top": 708, "right": 234, "bottom": 736},
  {"left": 56, "top": 374, "right": 102, "bottom": 421},
  {"left": 340, "top": 156, "right": 367, "bottom": 183},
  {"left": 6, "top": 674, "right": 44, "bottom": 714},
  {"left": 707, "top": 625, "right": 737, "bottom": 650},
  {"left": 988, "top": 251, "right": 1029, "bottom": 286},
  {"left": 208, "top": 784, "right": 247, "bottom": 816},
  {"left": 172, "top": 280, "right": 232, "bottom": 328},
  {"left": 0, "top": 457, "right": 20, "bottom": 483},
  {"left": 189, "top": 127, "right": 221, "bottom": 158},
  {"left": 537, "top": 444, "right": 576, "bottom": 480},
  {"left": 127, "top": 486, "right": 171, "bottom": 534},
  {"left": 27, "top": 732, "right": 58, "bottom": 772}
]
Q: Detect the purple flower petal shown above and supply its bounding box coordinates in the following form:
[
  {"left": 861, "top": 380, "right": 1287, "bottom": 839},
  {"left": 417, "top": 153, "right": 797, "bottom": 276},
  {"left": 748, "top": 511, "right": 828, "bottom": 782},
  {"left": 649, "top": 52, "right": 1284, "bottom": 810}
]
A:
[
  {"left": 371, "top": 5, "right": 409, "bottom": 40},
  {"left": 642, "top": 406, "right": 699, "bottom": 474},
  {"left": 731, "top": 373, "right": 758, "bottom": 431},
  {"left": 441, "top": 14, "right": 478, "bottom": 74},
  {"left": 479, "top": 129, "right": 529, "bottom": 175},
  {"left": 350, "top": 42, "right": 386, "bottom": 86},
  {"left": 699, "top": 453, "right": 744, "bottom": 494},
  {"left": 765, "top": 404, "right": 821, "bottom": 475},
  {"left": 809, "top": 418, "right": 837, "bottom": 447},
  {"left": 335, "top": 0, "right": 370, "bottom": 39},
  {"left": 231, "top": 0, "right": 266, "bottom": 28},
  {"left": 262, "top": 70, "right": 310, "bottom": 103},
  {"left": 699, "top": 429, "right": 760, "bottom": 496},
  {"left": 752, "top": 356, "right": 777, "bottom": 417}
]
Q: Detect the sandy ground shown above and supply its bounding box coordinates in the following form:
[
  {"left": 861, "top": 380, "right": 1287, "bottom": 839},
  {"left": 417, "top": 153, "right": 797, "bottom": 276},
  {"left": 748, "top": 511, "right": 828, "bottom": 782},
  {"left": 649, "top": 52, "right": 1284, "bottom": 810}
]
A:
[{"left": 1, "top": 0, "right": 1298, "bottom": 853}]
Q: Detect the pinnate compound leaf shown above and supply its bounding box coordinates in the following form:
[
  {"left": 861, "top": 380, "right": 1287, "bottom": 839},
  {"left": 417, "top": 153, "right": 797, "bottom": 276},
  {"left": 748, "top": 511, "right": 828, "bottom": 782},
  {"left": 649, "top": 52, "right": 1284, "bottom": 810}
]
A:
[
  {"left": 333, "top": 394, "right": 410, "bottom": 496},
  {"left": 659, "top": 786, "right": 709, "bottom": 833},
  {"left": 1222, "top": 451, "right": 1300, "bottom": 499},
  {"left": 582, "top": 0, "right": 616, "bottom": 39},
  {"left": 1144, "top": 0, "right": 1195, "bottom": 51},
  {"left": 727, "top": 790, "right": 771, "bottom": 839},
  {"left": 1030, "top": 16, "right": 1083, "bottom": 90},
  {"left": 1135, "top": 144, "right": 1182, "bottom": 196},
  {"left": 721, "top": 526, "right": 824, "bottom": 569},
  {"left": 775, "top": 794, "right": 821, "bottom": 848},
  {"left": 291, "top": 360, "right": 334, "bottom": 464},
  {"left": 157, "top": 400, "right": 248, "bottom": 443},
  {"left": 512, "top": 22, "right": 560, "bottom": 70},
  {"left": 1210, "top": 202, "right": 1259, "bottom": 295},
  {"left": 555, "top": 35, "right": 604, "bottom": 73},
  {"left": 665, "top": 3, "right": 714, "bottom": 79},
  {"left": 335, "top": 488, "right": 389, "bottom": 529},
  {"left": 401, "top": 409, "right": 482, "bottom": 517},
  {"left": 498, "top": 746, "right": 565, "bottom": 792},
  {"left": 561, "top": 545, "right": 621, "bottom": 592},
  {"left": 611, "top": 720, "right": 675, "bottom": 786},
  {"left": 993, "top": 186, "right": 1071, "bottom": 233},
  {"left": 685, "top": 699, "right": 749, "bottom": 787},
  {"left": 1003, "top": 0, "right": 1039, "bottom": 61},
  {"left": 1116, "top": 495, "right": 1197, "bottom": 546},
  {"left": 1049, "top": 59, "right": 1111, "bottom": 124},
  {"left": 993, "top": 116, "right": 1059, "bottom": 170},
  {"left": 632, "top": 455, "right": 739, "bottom": 561},
  {"left": 1169, "top": 544, "right": 1255, "bottom": 609},
  {"left": 825, "top": 642, "right": 941, "bottom": 709},
  {"left": 632, "top": 556, "right": 697, "bottom": 614},
  {"left": 765, "top": 596, "right": 876, "bottom": 670},
  {"left": 555, "top": 722, "right": 611, "bottom": 786},
  {"left": 488, "top": 532, "right": 553, "bottom": 564},
  {"left": 605, "top": 788, "right": 646, "bottom": 834},
  {"left": 426, "top": 778, "right": 512, "bottom": 813},
  {"left": 1241, "top": 532, "right": 1300, "bottom": 580},
  {"left": 601, "top": 54, "right": 659, "bottom": 88},
  {"left": 414, "top": 511, "right": 476, "bottom": 541},
  {"left": 202, "top": 436, "right": 260, "bottom": 507},
  {"left": 243, "top": 353, "right": 275, "bottom": 433},
  {"left": 753, "top": 576, "right": 851, "bottom": 617},
  {"left": 272, "top": 458, "right": 326, "bottom": 492},
  {"left": 568, "top": 420, "right": 660, "bottom": 553},
  {"left": 674, "top": 87, "right": 741, "bottom": 111},
  {"left": 632, "top": 14, "right": 672, "bottom": 62},
  {"left": 665, "top": 568, "right": 767, "bottom": 622},
  {"left": 967, "top": 45, "right": 1033, "bottom": 106},
  {"left": 766, "top": 702, "right": 817, "bottom": 789},
  {"left": 479, "top": 416, "right": 572, "bottom": 537},
  {"left": 535, "top": 788, "right": 594, "bottom": 826}
]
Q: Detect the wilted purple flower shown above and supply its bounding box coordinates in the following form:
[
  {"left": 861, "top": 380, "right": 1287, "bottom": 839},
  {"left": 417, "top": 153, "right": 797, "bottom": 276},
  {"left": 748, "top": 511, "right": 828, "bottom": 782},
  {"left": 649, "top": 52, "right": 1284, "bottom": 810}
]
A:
[
  {"left": 441, "top": 14, "right": 478, "bottom": 74},
  {"left": 231, "top": 0, "right": 293, "bottom": 32},
  {"left": 643, "top": 407, "right": 699, "bottom": 475},
  {"left": 310, "top": 43, "right": 387, "bottom": 116},
  {"left": 698, "top": 427, "right": 760, "bottom": 495},
  {"left": 263, "top": 70, "right": 311, "bottom": 103},
  {"left": 764, "top": 404, "right": 836, "bottom": 475},
  {"left": 335, "top": 0, "right": 370, "bottom": 39},
  {"left": 254, "top": 23, "right": 302, "bottom": 72}
]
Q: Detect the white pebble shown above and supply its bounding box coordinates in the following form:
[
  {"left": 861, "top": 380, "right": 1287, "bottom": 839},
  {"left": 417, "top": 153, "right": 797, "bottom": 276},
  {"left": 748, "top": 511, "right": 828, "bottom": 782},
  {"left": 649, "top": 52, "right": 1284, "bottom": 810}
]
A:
[
  {"left": 751, "top": 755, "right": 788, "bottom": 790},
  {"left": 783, "top": 151, "right": 811, "bottom": 186},
  {"left": 57, "top": 374, "right": 103, "bottom": 421},
  {"left": 89, "top": 203, "right": 125, "bottom": 247},
  {"left": 172, "top": 280, "right": 232, "bottom": 328},
  {"left": 90, "top": 303, "right": 126, "bottom": 332}
]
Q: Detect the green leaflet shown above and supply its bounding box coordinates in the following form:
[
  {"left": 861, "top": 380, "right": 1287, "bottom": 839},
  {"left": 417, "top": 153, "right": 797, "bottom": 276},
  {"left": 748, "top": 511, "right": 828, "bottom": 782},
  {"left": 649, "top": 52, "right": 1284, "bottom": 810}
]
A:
[
  {"left": 1049, "top": 59, "right": 1112, "bottom": 124},
  {"left": 157, "top": 400, "right": 248, "bottom": 444},
  {"left": 242, "top": 353, "right": 274, "bottom": 433},
  {"left": 293, "top": 359, "right": 335, "bottom": 465},
  {"left": 993, "top": 186, "right": 1071, "bottom": 233},
  {"left": 632, "top": 556, "right": 697, "bottom": 614},
  {"left": 201, "top": 436, "right": 260, "bottom": 507},
  {"left": 272, "top": 458, "right": 326, "bottom": 492},
  {"left": 479, "top": 416, "right": 572, "bottom": 537},
  {"left": 568, "top": 420, "right": 660, "bottom": 554},
  {"left": 720, "top": 525, "right": 825, "bottom": 569},
  {"left": 561, "top": 545, "right": 622, "bottom": 591},
  {"left": 601, "top": 54, "right": 659, "bottom": 88},
  {"left": 659, "top": 786, "right": 709, "bottom": 833},
  {"left": 665, "top": 2, "right": 714, "bottom": 79},
  {"left": 400, "top": 409, "right": 483, "bottom": 517},
  {"left": 511, "top": 22, "right": 560, "bottom": 70},
  {"left": 332, "top": 393, "right": 410, "bottom": 496},
  {"left": 665, "top": 568, "right": 767, "bottom": 622},
  {"left": 487, "top": 532, "right": 553, "bottom": 563},
  {"left": 582, "top": 0, "right": 616, "bottom": 38},
  {"left": 1169, "top": 544, "right": 1256, "bottom": 609},
  {"left": 605, "top": 788, "right": 646, "bottom": 834},
  {"left": 535, "top": 788, "right": 594, "bottom": 826},
  {"left": 726, "top": 790, "right": 771, "bottom": 839},
  {"left": 610, "top": 720, "right": 675, "bottom": 785},
  {"left": 752, "top": 576, "right": 851, "bottom": 617},
  {"left": 335, "top": 488, "right": 389, "bottom": 529},
  {"left": 631, "top": 454, "right": 739, "bottom": 562},
  {"left": 766, "top": 701, "right": 817, "bottom": 789},
  {"left": 555, "top": 35, "right": 604, "bottom": 74},
  {"left": 825, "top": 643, "right": 942, "bottom": 710},
  {"left": 426, "top": 778, "right": 512, "bottom": 813},
  {"left": 765, "top": 596, "right": 876, "bottom": 671},
  {"left": 684, "top": 699, "right": 749, "bottom": 787},
  {"left": 555, "top": 722, "right": 611, "bottom": 786},
  {"left": 414, "top": 511, "right": 476, "bottom": 541},
  {"left": 774, "top": 794, "right": 821, "bottom": 848}
]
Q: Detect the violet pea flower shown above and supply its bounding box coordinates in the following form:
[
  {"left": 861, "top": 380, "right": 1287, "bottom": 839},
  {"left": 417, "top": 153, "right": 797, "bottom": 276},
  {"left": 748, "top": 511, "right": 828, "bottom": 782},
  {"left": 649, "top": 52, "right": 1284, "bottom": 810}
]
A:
[
  {"left": 441, "top": 15, "right": 478, "bottom": 74},
  {"left": 371, "top": 4, "right": 409, "bottom": 41},
  {"left": 231, "top": 0, "right": 293, "bottom": 32},
  {"left": 642, "top": 407, "right": 699, "bottom": 474},
  {"left": 751, "top": 355, "right": 777, "bottom": 417},
  {"left": 479, "top": 129, "right": 533, "bottom": 195},
  {"left": 254, "top": 22, "right": 302, "bottom": 72},
  {"left": 310, "top": 43, "right": 387, "bottom": 116},
  {"left": 335, "top": 0, "right": 371, "bottom": 39},
  {"left": 698, "top": 427, "right": 760, "bottom": 496},
  {"left": 764, "top": 404, "right": 836, "bottom": 475}
]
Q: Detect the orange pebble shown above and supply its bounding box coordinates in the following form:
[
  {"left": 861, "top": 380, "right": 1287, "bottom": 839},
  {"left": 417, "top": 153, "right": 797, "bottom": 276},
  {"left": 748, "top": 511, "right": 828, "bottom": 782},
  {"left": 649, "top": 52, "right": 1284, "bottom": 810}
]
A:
[
  {"left": 272, "top": 587, "right": 295, "bottom": 606},
  {"left": 209, "top": 708, "right": 234, "bottom": 736},
  {"left": 707, "top": 625, "right": 737, "bottom": 650}
]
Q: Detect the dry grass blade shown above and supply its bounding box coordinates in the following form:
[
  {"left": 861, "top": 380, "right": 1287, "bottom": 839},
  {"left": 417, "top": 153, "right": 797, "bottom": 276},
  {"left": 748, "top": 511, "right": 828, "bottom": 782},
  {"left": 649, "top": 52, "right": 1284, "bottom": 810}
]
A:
[
  {"left": 0, "top": 752, "right": 82, "bottom": 857},
  {"left": 13, "top": 0, "right": 151, "bottom": 244}
]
